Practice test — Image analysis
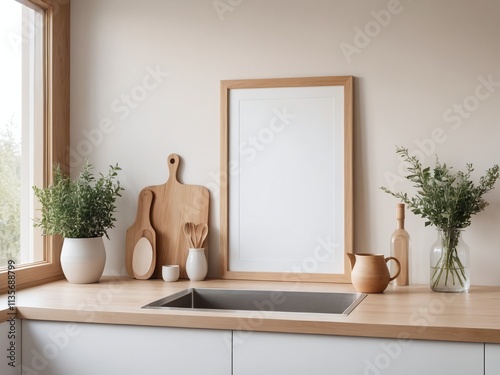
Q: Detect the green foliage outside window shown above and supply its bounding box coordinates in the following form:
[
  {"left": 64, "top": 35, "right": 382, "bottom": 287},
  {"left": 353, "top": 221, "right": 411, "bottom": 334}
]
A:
[{"left": 0, "top": 119, "right": 21, "bottom": 266}]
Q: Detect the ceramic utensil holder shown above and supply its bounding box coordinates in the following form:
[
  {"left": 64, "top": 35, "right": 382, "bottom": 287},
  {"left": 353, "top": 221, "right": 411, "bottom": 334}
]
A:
[{"left": 186, "top": 248, "right": 208, "bottom": 281}]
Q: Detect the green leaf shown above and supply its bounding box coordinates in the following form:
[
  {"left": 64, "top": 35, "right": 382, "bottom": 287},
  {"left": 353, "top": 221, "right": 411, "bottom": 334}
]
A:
[
  {"left": 380, "top": 147, "right": 499, "bottom": 230},
  {"left": 32, "top": 161, "right": 124, "bottom": 239}
]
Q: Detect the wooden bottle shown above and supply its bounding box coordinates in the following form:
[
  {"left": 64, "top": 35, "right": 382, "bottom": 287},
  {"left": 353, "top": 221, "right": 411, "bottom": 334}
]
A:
[{"left": 390, "top": 203, "right": 410, "bottom": 286}]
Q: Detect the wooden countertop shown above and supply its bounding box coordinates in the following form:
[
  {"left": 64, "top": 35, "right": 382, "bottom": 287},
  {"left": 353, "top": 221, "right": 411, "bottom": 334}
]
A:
[{"left": 3, "top": 277, "right": 500, "bottom": 343}]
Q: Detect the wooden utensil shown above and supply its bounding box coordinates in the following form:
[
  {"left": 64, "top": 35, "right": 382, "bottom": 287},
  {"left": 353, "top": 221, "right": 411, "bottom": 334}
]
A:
[
  {"left": 125, "top": 189, "right": 156, "bottom": 279},
  {"left": 183, "top": 222, "right": 195, "bottom": 248},
  {"left": 145, "top": 154, "right": 210, "bottom": 279},
  {"left": 189, "top": 222, "right": 196, "bottom": 247},
  {"left": 195, "top": 223, "right": 208, "bottom": 248}
]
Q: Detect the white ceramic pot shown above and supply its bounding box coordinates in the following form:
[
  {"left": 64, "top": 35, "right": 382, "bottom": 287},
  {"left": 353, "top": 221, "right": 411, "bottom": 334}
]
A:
[
  {"left": 61, "top": 237, "right": 106, "bottom": 284},
  {"left": 186, "top": 248, "right": 208, "bottom": 281},
  {"left": 162, "top": 265, "right": 180, "bottom": 282}
]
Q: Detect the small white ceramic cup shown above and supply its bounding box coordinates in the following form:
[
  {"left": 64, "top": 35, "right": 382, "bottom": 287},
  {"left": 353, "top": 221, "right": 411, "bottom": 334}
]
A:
[{"left": 162, "top": 265, "right": 180, "bottom": 282}]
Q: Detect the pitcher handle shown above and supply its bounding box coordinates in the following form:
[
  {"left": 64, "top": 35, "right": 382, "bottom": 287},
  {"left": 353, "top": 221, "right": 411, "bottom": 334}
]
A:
[{"left": 385, "top": 256, "right": 401, "bottom": 281}]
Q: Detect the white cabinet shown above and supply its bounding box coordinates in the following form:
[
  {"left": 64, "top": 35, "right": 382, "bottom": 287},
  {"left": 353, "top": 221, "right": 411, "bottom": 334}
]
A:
[
  {"left": 19, "top": 320, "right": 491, "bottom": 374},
  {"left": 485, "top": 343, "right": 500, "bottom": 374},
  {"left": 1, "top": 320, "right": 18, "bottom": 375},
  {"left": 233, "top": 331, "right": 484, "bottom": 375},
  {"left": 21, "top": 320, "right": 231, "bottom": 375}
]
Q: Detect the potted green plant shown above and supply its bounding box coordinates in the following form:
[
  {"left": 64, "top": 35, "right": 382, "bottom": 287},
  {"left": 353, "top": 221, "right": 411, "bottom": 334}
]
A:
[
  {"left": 33, "top": 161, "right": 123, "bottom": 284},
  {"left": 381, "top": 147, "right": 499, "bottom": 292}
]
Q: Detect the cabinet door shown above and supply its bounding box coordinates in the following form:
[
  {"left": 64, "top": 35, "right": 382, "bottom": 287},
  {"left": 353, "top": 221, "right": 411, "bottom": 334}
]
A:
[
  {"left": 22, "top": 320, "right": 231, "bottom": 375},
  {"left": 485, "top": 343, "right": 500, "bottom": 374},
  {"left": 233, "top": 331, "right": 483, "bottom": 375}
]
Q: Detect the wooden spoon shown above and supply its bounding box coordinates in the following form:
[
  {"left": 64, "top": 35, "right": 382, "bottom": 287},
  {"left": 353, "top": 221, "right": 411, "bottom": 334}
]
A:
[
  {"left": 195, "top": 223, "right": 208, "bottom": 248},
  {"left": 189, "top": 222, "right": 196, "bottom": 248},
  {"left": 183, "top": 222, "right": 194, "bottom": 248}
]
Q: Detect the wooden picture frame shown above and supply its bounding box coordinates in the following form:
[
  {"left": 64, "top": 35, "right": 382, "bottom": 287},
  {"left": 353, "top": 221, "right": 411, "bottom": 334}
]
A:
[{"left": 220, "top": 76, "right": 353, "bottom": 283}]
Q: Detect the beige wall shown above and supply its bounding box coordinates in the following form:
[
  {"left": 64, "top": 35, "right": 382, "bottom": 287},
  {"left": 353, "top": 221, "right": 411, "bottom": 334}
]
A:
[{"left": 71, "top": 0, "right": 500, "bottom": 285}]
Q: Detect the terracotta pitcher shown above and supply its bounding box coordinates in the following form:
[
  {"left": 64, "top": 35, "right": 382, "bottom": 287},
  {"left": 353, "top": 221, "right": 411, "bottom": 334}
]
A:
[{"left": 347, "top": 253, "right": 401, "bottom": 293}]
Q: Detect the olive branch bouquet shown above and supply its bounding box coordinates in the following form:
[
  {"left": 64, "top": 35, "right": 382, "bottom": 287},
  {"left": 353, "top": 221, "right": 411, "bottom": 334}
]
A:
[{"left": 381, "top": 147, "right": 499, "bottom": 290}]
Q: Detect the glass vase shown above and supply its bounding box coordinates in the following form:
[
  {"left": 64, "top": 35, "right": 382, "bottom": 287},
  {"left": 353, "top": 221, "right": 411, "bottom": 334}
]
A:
[{"left": 430, "top": 228, "right": 470, "bottom": 292}]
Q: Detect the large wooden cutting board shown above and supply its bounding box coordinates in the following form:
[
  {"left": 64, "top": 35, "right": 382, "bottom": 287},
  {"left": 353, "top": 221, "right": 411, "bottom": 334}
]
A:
[{"left": 145, "top": 154, "right": 210, "bottom": 279}]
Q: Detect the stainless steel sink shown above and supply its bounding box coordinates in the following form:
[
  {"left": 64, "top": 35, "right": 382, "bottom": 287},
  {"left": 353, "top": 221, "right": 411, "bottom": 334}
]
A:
[{"left": 142, "top": 288, "right": 366, "bottom": 316}]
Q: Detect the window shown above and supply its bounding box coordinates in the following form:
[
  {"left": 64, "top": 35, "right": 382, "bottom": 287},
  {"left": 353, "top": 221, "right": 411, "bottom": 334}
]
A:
[
  {"left": 1, "top": 0, "right": 44, "bottom": 268},
  {"left": 0, "top": 0, "right": 69, "bottom": 293}
]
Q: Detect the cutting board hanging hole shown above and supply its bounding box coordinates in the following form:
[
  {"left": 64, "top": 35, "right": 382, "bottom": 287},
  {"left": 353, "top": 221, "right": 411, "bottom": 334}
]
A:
[{"left": 168, "top": 154, "right": 180, "bottom": 182}]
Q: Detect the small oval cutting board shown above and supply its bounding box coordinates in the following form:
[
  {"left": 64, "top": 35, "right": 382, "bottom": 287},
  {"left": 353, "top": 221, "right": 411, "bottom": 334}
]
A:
[
  {"left": 126, "top": 189, "right": 156, "bottom": 279},
  {"left": 132, "top": 237, "right": 154, "bottom": 279}
]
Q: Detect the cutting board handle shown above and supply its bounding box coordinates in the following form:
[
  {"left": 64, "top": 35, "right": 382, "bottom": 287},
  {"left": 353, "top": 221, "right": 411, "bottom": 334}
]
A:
[
  {"left": 138, "top": 189, "right": 154, "bottom": 231},
  {"left": 168, "top": 154, "right": 180, "bottom": 183}
]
